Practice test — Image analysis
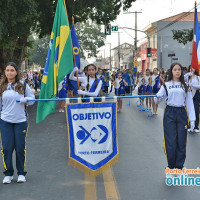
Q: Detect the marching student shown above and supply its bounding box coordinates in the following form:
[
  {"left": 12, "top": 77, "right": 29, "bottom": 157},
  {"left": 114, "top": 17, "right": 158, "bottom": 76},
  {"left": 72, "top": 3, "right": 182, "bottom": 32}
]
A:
[
  {"left": 110, "top": 71, "right": 116, "bottom": 93},
  {"left": 144, "top": 69, "right": 152, "bottom": 110},
  {"left": 69, "top": 64, "right": 102, "bottom": 102},
  {"left": 184, "top": 66, "right": 200, "bottom": 132},
  {"left": 58, "top": 76, "right": 68, "bottom": 112},
  {"left": 97, "top": 68, "right": 105, "bottom": 96},
  {"left": 0, "top": 62, "right": 35, "bottom": 184},
  {"left": 136, "top": 72, "right": 146, "bottom": 106},
  {"left": 114, "top": 72, "right": 128, "bottom": 112},
  {"left": 154, "top": 62, "right": 195, "bottom": 174},
  {"left": 151, "top": 68, "right": 160, "bottom": 115}
]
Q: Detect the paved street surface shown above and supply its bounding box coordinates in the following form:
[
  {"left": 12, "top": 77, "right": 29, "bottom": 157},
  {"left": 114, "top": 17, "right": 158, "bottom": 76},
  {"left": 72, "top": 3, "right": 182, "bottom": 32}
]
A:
[{"left": 0, "top": 94, "right": 200, "bottom": 200}]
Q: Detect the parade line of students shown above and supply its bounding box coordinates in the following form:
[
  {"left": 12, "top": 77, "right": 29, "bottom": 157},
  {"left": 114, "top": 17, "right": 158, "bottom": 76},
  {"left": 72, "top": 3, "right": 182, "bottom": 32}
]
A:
[{"left": 0, "top": 61, "right": 200, "bottom": 184}]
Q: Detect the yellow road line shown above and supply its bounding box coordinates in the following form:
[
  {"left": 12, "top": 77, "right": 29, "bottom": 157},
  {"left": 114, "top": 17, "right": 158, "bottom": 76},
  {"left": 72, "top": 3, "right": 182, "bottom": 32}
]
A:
[
  {"left": 103, "top": 168, "right": 120, "bottom": 200},
  {"left": 85, "top": 175, "right": 97, "bottom": 200}
]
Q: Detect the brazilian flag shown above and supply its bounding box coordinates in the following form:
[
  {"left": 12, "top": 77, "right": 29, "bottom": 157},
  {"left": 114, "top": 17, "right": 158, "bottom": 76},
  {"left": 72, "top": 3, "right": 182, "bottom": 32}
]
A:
[{"left": 36, "top": 0, "right": 73, "bottom": 123}]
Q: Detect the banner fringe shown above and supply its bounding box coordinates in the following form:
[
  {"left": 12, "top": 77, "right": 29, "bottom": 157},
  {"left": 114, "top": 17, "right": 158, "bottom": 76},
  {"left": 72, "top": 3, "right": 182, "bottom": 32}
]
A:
[{"left": 68, "top": 154, "right": 119, "bottom": 177}]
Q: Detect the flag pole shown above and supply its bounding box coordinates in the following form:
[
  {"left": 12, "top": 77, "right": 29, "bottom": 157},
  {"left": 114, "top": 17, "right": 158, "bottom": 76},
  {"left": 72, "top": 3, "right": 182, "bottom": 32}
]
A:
[
  {"left": 72, "top": 16, "right": 80, "bottom": 90},
  {"left": 63, "top": 0, "right": 80, "bottom": 91}
]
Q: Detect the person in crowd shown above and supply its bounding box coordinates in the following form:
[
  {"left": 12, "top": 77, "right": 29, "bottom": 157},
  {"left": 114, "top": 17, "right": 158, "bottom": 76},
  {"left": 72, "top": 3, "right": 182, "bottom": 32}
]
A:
[
  {"left": 136, "top": 71, "right": 146, "bottom": 107},
  {"left": 152, "top": 68, "right": 160, "bottom": 115},
  {"left": 0, "top": 62, "right": 35, "bottom": 184},
  {"left": 154, "top": 62, "right": 195, "bottom": 177},
  {"left": 144, "top": 69, "right": 152, "bottom": 110},
  {"left": 69, "top": 64, "right": 102, "bottom": 102},
  {"left": 114, "top": 72, "right": 128, "bottom": 112},
  {"left": 97, "top": 68, "right": 105, "bottom": 96},
  {"left": 184, "top": 65, "right": 200, "bottom": 132},
  {"left": 58, "top": 76, "right": 68, "bottom": 112}
]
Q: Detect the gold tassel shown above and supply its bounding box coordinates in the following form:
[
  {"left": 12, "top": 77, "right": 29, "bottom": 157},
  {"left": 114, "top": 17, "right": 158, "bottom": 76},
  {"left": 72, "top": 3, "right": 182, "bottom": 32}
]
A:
[{"left": 68, "top": 154, "right": 119, "bottom": 177}]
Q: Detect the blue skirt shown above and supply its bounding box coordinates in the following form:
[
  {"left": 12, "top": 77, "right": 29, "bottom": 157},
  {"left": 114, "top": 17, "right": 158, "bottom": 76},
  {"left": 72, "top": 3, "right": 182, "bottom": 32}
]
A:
[
  {"left": 59, "top": 89, "right": 67, "bottom": 98},
  {"left": 146, "top": 85, "right": 152, "bottom": 93},
  {"left": 138, "top": 85, "right": 146, "bottom": 95},
  {"left": 153, "top": 86, "right": 160, "bottom": 94}
]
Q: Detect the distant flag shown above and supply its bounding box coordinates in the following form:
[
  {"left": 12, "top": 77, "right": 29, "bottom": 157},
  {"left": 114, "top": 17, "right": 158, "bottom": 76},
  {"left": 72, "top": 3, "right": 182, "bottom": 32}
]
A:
[
  {"left": 36, "top": 0, "right": 73, "bottom": 123},
  {"left": 71, "top": 18, "right": 81, "bottom": 68},
  {"left": 191, "top": 3, "right": 200, "bottom": 71}
]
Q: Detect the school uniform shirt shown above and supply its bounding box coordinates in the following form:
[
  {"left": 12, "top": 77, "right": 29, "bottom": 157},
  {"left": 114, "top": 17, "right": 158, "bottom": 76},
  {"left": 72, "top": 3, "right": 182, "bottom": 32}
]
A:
[
  {"left": 184, "top": 73, "right": 200, "bottom": 97},
  {"left": 144, "top": 75, "right": 151, "bottom": 86},
  {"left": 69, "top": 70, "right": 102, "bottom": 96},
  {"left": 151, "top": 74, "right": 159, "bottom": 87},
  {"left": 154, "top": 80, "right": 195, "bottom": 122},
  {"left": 0, "top": 82, "right": 35, "bottom": 123},
  {"left": 138, "top": 77, "right": 145, "bottom": 87}
]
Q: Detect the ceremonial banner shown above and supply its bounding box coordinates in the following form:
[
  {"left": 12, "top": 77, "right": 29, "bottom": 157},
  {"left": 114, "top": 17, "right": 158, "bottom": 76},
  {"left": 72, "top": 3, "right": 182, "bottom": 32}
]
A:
[{"left": 66, "top": 102, "right": 119, "bottom": 176}]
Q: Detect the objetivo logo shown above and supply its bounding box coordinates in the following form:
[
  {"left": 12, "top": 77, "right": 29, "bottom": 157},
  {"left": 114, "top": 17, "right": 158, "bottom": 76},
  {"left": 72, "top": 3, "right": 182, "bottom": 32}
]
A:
[{"left": 76, "top": 125, "right": 109, "bottom": 145}]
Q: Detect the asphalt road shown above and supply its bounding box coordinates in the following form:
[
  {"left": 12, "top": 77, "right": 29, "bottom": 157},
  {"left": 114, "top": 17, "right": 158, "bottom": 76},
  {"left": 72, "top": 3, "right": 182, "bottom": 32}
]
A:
[{"left": 0, "top": 94, "right": 200, "bottom": 200}]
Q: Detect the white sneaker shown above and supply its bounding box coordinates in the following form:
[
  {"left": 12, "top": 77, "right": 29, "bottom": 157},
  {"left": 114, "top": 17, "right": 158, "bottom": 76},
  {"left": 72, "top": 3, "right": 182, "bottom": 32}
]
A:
[
  {"left": 3, "top": 176, "right": 13, "bottom": 184},
  {"left": 61, "top": 109, "right": 65, "bottom": 112},
  {"left": 194, "top": 129, "right": 200, "bottom": 133},
  {"left": 17, "top": 175, "right": 26, "bottom": 183}
]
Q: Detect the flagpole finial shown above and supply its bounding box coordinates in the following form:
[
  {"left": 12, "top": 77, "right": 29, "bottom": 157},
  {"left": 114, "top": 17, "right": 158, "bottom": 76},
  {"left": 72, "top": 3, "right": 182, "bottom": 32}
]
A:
[{"left": 72, "top": 16, "right": 75, "bottom": 23}]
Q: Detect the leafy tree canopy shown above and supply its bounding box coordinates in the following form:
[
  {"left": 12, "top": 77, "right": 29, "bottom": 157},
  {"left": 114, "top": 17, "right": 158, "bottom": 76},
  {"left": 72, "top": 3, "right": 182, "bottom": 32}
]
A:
[
  {"left": 0, "top": 0, "right": 136, "bottom": 69},
  {"left": 172, "top": 29, "right": 193, "bottom": 45}
]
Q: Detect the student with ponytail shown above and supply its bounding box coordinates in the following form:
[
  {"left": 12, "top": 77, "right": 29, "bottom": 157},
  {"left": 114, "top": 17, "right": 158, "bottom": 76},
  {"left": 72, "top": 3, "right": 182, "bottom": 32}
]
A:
[{"left": 69, "top": 64, "right": 102, "bottom": 102}]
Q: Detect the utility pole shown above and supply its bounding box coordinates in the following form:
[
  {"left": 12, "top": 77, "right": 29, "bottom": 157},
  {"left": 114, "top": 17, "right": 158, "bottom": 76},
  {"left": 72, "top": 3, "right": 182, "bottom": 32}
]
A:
[
  {"left": 123, "top": 11, "right": 142, "bottom": 57},
  {"left": 118, "top": 32, "right": 120, "bottom": 69},
  {"left": 109, "top": 43, "right": 111, "bottom": 70}
]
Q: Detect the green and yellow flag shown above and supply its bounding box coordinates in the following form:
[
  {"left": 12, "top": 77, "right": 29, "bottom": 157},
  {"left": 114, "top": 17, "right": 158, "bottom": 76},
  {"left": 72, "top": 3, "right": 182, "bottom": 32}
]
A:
[{"left": 36, "top": 0, "right": 73, "bottom": 123}]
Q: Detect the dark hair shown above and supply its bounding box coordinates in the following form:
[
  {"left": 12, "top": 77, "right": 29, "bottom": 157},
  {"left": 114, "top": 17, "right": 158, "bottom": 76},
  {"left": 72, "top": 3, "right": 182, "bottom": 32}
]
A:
[
  {"left": 188, "top": 65, "right": 199, "bottom": 75},
  {"left": 0, "top": 62, "right": 25, "bottom": 96},
  {"left": 146, "top": 69, "right": 150, "bottom": 72},
  {"left": 167, "top": 62, "right": 188, "bottom": 92},
  {"left": 86, "top": 64, "right": 98, "bottom": 91}
]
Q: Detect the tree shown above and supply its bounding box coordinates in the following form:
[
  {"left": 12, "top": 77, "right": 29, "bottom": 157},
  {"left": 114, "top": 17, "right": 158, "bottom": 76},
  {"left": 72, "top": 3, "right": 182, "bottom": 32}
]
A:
[
  {"left": 75, "top": 21, "right": 106, "bottom": 59},
  {"left": 0, "top": 0, "right": 38, "bottom": 69},
  {"left": 29, "top": 36, "right": 50, "bottom": 68},
  {"left": 36, "top": 0, "right": 137, "bottom": 37},
  {"left": 172, "top": 29, "right": 193, "bottom": 45},
  {"left": 0, "top": 0, "right": 136, "bottom": 70}
]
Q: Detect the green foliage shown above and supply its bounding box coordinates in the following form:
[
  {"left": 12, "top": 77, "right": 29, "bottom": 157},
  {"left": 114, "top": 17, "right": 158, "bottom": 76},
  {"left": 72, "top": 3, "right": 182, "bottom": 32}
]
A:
[
  {"left": 75, "top": 21, "right": 106, "bottom": 59},
  {"left": 172, "top": 29, "right": 193, "bottom": 45},
  {"left": 36, "top": 0, "right": 136, "bottom": 37},
  {"left": 29, "top": 36, "right": 50, "bottom": 67},
  {"left": 0, "top": 0, "right": 136, "bottom": 69},
  {"left": 0, "top": 0, "right": 38, "bottom": 68}
]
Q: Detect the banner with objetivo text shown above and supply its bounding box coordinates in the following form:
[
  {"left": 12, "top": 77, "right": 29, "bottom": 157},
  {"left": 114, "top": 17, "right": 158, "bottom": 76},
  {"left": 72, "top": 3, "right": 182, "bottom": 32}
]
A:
[{"left": 66, "top": 101, "right": 119, "bottom": 177}]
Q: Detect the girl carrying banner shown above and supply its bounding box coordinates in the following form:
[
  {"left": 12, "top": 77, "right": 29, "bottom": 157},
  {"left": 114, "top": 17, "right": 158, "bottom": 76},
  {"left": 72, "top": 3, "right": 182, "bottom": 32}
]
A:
[
  {"left": 0, "top": 62, "right": 35, "bottom": 184},
  {"left": 184, "top": 66, "right": 200, "bottom": 132},
  {"left": 69, "top": 64, "right": 102, "bottom": 102},
  {"left": 114, "top": 73, "right": 128, "bottom": 112},
  {"left": 154, "top": 62, "right": 195, "bottom": 176}
]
